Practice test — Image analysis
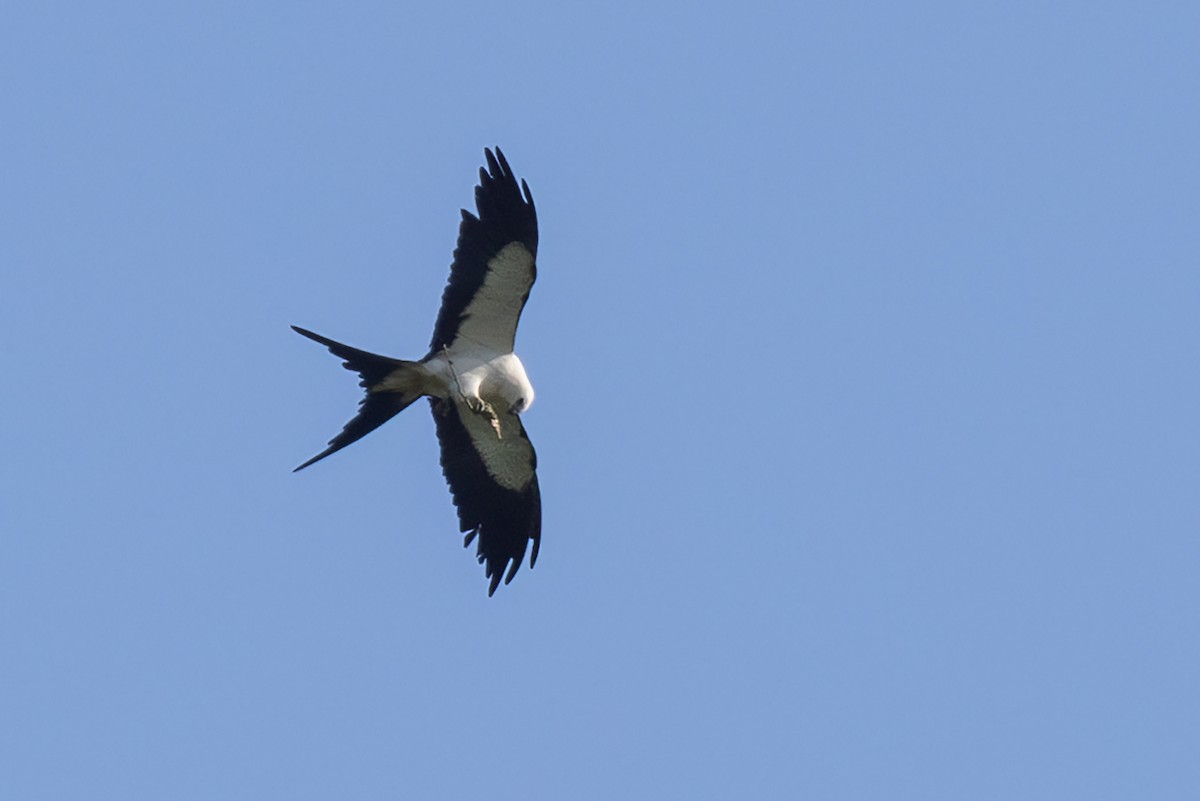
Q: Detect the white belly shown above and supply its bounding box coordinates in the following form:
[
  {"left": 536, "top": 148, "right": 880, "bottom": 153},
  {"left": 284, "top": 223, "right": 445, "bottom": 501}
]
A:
[{"left": 427, "top": 348, "right": 535, "bottom": 413}]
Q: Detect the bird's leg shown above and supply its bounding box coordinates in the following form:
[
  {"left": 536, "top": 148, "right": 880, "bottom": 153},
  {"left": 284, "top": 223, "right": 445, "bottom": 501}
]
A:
[
  {"left": 443, "top": 347, "right": 502, "bottom": 438},
  {"left": 464, "top": 396, "right": 489, "bottom": 414},
  {"left": 464, "top": 397, "right": 503, "bottom": 439}
]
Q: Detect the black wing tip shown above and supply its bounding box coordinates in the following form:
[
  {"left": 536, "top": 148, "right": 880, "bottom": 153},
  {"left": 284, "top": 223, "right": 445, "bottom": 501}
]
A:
[
  {"left": 466, "top": 532, "right": 527, "bottom": 598},
  {"left": 484, "top": 146, "right": 509, "bottom": 172},
  {"left": 484, "top": 147, "right": 502, "bottom": 177},
  {"left": 463, "top": 523, "right": 536, "bottom": 597},
  {"left": 482, "top": 555, "right": 526, "bottom": 598},
  {"left": 454, "top": 454, "right": 541, "bottom": 597},
  {"left": 482, "top": 147, "right": 525, "bottom": 190}
]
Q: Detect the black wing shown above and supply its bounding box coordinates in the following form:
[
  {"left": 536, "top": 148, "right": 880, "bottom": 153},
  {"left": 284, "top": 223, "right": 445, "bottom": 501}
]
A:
[
  {"left": 428, "top": 147, "right": 538, "bottom": 355},
  {"left": 430, "top": 397, "right": 541, "bottom": 595}
]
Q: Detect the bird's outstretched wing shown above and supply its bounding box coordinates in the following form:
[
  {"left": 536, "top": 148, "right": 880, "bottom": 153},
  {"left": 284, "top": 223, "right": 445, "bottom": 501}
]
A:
[
  {"left": 429, "top": 147, "right": 538, "bottom": 356},
  {"left": 430, "top": 397, "right": 541, "bottom": 595}
]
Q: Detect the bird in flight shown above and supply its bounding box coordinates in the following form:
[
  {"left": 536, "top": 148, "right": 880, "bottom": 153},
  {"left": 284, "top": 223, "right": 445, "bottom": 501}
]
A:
[{"left": 293, "top": 148, "right": 541, "bottom": 595}]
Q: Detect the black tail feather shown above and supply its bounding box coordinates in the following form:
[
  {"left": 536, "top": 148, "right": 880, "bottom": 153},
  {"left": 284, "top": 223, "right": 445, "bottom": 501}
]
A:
[
  {"left": 291, "top": 326, "right": 405, "bottom": 387},
  {"left": 292, "top": 326, "right": 420, "bottom": 471}
]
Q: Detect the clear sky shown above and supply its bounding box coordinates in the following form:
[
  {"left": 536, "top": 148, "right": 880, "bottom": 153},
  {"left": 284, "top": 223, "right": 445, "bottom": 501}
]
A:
[{"left": 3, "top": 2, "right": 1198, "bottom": 798}]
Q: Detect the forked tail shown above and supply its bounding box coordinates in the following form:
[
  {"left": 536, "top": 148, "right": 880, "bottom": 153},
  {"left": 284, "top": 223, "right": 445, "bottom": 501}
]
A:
[{"left": 292, "top": 325, "right": 428, "bottom": 471}]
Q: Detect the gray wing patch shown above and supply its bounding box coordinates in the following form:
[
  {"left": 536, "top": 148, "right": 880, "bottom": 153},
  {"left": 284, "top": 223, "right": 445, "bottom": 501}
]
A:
[
  {"left": 450, "top": 242, "right": 536, "bottom": 354},
  {"left": 453, "top": 396, "right": 536, "bottom": 491}
]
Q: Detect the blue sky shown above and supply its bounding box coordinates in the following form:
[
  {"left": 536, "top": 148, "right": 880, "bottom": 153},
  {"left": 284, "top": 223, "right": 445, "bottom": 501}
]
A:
[{"left": 3, "top": 1, "right": 1198, "bottom": 798}]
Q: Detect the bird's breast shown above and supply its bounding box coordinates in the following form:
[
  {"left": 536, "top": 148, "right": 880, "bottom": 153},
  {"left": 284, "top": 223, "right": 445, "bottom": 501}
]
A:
[{"left": 428, "top": 348, "right": 534, "bottom": 411}]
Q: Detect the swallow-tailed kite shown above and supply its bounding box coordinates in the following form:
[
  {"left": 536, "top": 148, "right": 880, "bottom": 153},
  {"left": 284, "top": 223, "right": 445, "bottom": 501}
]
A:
[{"left": 293, "top": 148, "right": 540, "bottom": 595}]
